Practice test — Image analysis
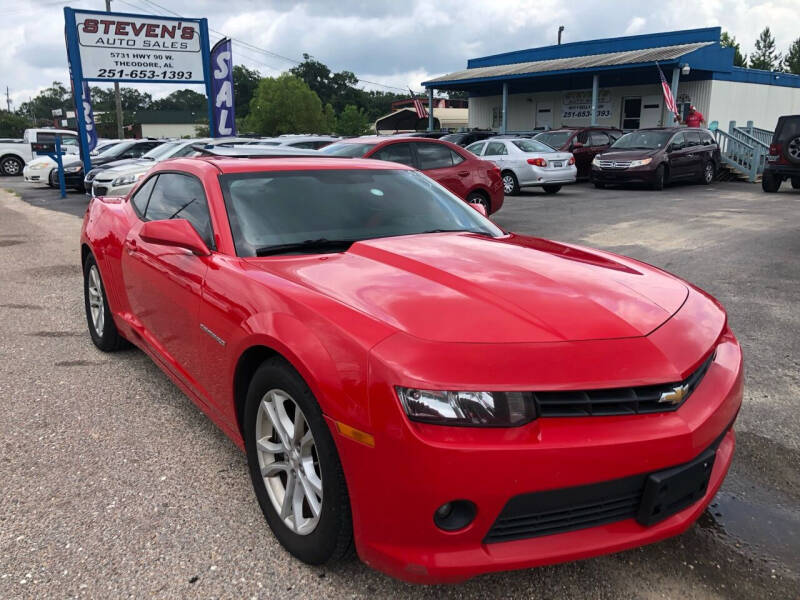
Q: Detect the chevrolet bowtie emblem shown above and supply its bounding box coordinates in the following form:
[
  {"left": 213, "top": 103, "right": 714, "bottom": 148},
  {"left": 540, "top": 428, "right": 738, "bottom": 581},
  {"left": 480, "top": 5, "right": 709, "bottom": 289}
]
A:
[{"left": 659, "top": 384, "right": 689, "bottom": 405}]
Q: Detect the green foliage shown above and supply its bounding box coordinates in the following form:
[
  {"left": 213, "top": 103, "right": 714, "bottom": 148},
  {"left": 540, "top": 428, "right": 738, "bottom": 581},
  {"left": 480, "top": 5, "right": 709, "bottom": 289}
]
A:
[
  {"left": 785, "top": 37, "right": 800, "bottom": 75},
  {"left": 0, "top": 110, "right": 31, "bottom": 137},
  {"left": 17, "top": 81, "right": 72, "bottom": 125},
  {"left": 150, "top": 89, "right": 208, "bottom": 113},
  {"left": 245, "top": 74, "right": 325, "bottom": 136},
  {"left": 322, "top": 103, "right": 337, "bottom": 134},
  {"left": 290, "top": 54, "right": 361, "bottom": 113},
  {"left": 720, "top": 31, "right": 747, "bottom": 68},
  {"left": 233, "top": 65, "right": 261, "bottom": 119},
  {"left": 749, "top": 27, "right": 782, "bottom": 71},
  {"left": 336, "top": 104, "right": 369, "bottom": 136}
]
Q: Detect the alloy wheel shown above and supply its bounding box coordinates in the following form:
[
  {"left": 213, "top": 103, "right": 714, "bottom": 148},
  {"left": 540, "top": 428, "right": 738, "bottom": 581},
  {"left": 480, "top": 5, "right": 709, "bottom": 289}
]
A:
[
  {"left": 704, "top": 163, "right": 714, "bottom": 183},
  {"left": 788, "top": 137, "right": 800, "bottom": 161},
  {"left": 502, "top": 175, "right": 515, "bottom": 194},
  {"left": 256, "top": 388, "right": 323, "bottom": 536},
  {"left": 87, "top": 265, "right": 105, "bottom": 336},
  {"left": 2, "top": 158, "right": 21, "bottom": 175}
]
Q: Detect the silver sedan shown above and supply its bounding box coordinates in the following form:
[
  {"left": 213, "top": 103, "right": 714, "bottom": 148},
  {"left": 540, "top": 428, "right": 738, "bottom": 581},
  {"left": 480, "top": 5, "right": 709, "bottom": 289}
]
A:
[{"left": 466, "top": 138, "right": 576, "bottom": 195}]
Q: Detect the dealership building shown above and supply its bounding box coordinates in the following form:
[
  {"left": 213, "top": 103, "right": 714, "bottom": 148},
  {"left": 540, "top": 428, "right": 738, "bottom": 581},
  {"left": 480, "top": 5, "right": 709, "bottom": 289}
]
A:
[{"left": 423, "top": 27, "right": 800, "bottom": 133}]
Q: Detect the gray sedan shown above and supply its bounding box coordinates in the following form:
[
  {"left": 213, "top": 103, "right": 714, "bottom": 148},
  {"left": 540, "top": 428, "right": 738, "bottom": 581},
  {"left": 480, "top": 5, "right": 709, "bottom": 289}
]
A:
[{"left": 466, "top": 138, "right": 576, "bottom": 195}]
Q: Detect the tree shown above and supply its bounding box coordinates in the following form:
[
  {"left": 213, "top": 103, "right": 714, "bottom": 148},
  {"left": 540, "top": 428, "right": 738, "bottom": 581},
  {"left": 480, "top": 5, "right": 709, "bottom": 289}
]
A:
[
  {"left": 336, "top": 104, "right": 369, "bottom": 136},
  {"left": 720, "top": 31, "right": 747, "bottom": 67},
  {"left": 17, "top": 81, "right": 72, "bottom": 125},
  {"left": 785, "top": 37, "right": 800, "bottom": 74},
  {"left": 290, "top": 54, "right": 361, "bottom": 113},
  {"left": 322, "top": 103, "right": 337, "bottom": 134},
  {"left": 244, "top": 74, "right": 325, "bottom": 136},
  {"left": 150, "top": 89, "right": 207, "bottom": 113},
  {"left": 0, "top": 110, "right": 31, "bottom": 137},
  {"left": 749, "top": 27, "right": 782, "bottom": 71},
  {"left": 233, "top": 65, "right": 261, "bottom": 120}
]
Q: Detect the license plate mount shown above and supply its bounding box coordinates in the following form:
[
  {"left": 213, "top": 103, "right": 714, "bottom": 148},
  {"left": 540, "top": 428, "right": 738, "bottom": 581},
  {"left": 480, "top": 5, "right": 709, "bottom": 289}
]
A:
[
  {"left": 636, "top": 447, "right": 716, "bottom": 526},
  {"left": 552, "top": 161, "right": 563, "bottom": 168}
]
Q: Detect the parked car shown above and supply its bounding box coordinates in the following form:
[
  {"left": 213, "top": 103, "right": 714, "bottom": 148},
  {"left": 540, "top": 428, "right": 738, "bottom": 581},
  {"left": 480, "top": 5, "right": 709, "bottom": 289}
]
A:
[
  {"left": 395, "top": 131, "right": 453, "bottom": 139},
  {"left": 5, "top": 128, "right": 79, "bottom": 177},
  {"left": 591, "top": 128, "right": 720, "bottom": 190},
  {"left": 80, "top": 151, "right": 742, "bottom": 584},
  {"left": 243, "top": 135, "right": 340, "bottom": 150},
  {"left": 465, "top": 138, "right": 576, "bottom": 195},
  {"left": 438, "top": 130, "right": 496, "bottom": 147},
  {"left": 319, "top": 136, "right": 503, "bottom": 214},
  {"left": 534, "top": 127, "right": 622, "bottom": 179},
  {"left": 88, "top": 139, "right": 208, "bottom": 197},
  {"left": 762, "top": 114, "right": 800, "bottom": 193}
]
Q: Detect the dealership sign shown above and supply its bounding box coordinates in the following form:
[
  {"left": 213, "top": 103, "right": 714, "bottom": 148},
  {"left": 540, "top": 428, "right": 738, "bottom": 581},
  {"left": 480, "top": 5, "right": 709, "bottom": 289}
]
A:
[
  {"left": 73, "top": 11, "right": 206, "bottom": 83},
  {"left": 211, "top": 38, "right": 236, "bottom": 136},
  {"left": 561, "top": 89, "right": 611, "bottom": 121}
]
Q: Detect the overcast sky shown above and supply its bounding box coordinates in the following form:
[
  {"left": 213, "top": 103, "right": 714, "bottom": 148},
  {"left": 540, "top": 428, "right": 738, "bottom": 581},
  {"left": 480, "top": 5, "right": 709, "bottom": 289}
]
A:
[{"left": 2, "top": 0, "right": 798, "bottom": 109}]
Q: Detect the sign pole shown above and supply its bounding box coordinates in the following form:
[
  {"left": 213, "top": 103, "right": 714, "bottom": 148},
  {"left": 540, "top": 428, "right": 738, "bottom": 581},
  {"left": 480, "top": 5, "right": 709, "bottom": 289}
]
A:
[
  {"left": 200, "top": 19, "right": 215, "bottom": 137},
  {"left": 54, "top": 136, "right": 66, "bottom": 199},
  {"left": 63, "top": 7, "right": 92, "bottom": 174}
]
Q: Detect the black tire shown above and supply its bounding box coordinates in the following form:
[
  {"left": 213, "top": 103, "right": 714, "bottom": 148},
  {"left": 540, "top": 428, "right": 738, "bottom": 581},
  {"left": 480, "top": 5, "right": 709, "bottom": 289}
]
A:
[
  {"left": 501, "top": 171, "right": 519, "bottom": 196},
  {"left": 466, "top": 191, "right": 491, "bottom": 214},
  {"left": 83, "top": 253, "right": 129, "bottom": 351},
  {"left": 542, "top": 184, "right": 561, "bottom": 194},
  {"left": 700, "top": 161, "right": 715, "bottom": 185},
  {"left": 762, "top": 171, "right": 780, "bottom": 193},
  {"left": 1, "top": 155, "right": 24, "bottom": 176},
  {"left": 791, "top": 176, "right": 800, "bottom": 189},
  {"left": 244, "top": 358, "right": 353, "bottom": 565},
  {"left": 593, "top": 181, "right": 606, "bottom": 189},
  {"left": 786, "top": 136, "right": 800, "bottom": 165},
  {"left": 48, "top": 169, "right": 57, "bottom": 188},
  {"left": 652, "top": 165, "right": 666, "bottom": 191}
]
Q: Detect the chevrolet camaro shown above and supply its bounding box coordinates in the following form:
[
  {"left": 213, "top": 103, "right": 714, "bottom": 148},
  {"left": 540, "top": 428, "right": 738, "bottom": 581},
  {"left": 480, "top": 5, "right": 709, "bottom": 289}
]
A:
[{"left": 80, "top": 154, "right": 742, "bottom": 583}]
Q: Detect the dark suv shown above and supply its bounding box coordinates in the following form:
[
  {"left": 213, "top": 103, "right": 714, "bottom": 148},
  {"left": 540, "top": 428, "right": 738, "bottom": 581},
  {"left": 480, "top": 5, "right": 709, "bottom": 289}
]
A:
[
  {"left": 534, "top": 127, "right": 622, "bottom": 178},
  {"left": 439, "top": 130, "right": 496, "bottom": 147},
  {"left": 762, "top": 115, "right": 800, "bottom": 192},
  {"left": 591, "top": 128, "right": 720, "bottom": 190}
]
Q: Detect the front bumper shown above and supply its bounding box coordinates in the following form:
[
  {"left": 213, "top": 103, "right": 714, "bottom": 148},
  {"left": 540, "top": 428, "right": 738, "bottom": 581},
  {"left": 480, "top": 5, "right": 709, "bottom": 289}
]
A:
[
  {"left": 91, "top": 180, "right": 133, "bottom": 198},
  {"left": 332, "top": 294, "right": 742, "bottom": 583},
  {"left": 23, "top": 166, "right": 49, "bottom": 183},
  {"left": 592, "top": 164, "right": 658, "bottom": 184},
  {"left": 518, "top": 164, "right": 577, "bottom": 187}
]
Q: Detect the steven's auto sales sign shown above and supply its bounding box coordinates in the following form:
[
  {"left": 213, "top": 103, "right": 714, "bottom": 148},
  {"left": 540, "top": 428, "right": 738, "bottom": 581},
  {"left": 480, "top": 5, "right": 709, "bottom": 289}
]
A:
[{"left": 75, "top": 11, "right": 205, "bottom": 83}]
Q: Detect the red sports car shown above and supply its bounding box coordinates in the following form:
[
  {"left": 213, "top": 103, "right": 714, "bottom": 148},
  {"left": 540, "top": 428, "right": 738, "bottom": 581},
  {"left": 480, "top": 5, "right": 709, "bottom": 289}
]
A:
[
  {"left": 81, "top": 154, "right": 742, "bottom": 584},
  {"left": 319, "top": 136, "right": 504, "bottom": 214}
]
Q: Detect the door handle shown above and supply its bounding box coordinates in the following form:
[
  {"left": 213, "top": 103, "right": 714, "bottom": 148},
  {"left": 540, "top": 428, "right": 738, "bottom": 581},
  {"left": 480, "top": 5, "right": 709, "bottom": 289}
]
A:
[{"left": 457, "top": 171, "right": 469, "bottom": 177}]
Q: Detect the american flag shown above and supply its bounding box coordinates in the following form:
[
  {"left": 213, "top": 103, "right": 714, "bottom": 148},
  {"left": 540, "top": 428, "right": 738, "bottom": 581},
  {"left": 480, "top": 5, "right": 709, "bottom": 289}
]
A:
[
  {"left": 409, "top": 88, "right": 428, "bottom": 119},
  {"left": 656, "top": 62, "right": 678, "bottom": 115}
]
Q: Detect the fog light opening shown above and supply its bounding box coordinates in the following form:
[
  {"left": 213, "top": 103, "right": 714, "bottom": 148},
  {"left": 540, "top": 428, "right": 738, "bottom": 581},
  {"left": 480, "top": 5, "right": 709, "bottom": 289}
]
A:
[{"left": 433, "top": 500, "right": 476, "bottom": 531}]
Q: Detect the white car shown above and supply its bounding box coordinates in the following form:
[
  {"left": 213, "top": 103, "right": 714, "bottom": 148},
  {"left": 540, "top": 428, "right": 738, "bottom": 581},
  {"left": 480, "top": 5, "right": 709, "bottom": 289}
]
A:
[
  {"left": 3, "top": 128, "right": 79, "bottom": 177},
  {"left": 243, "top": 135, "right": 340, "bottom": 150},
  {"left": 465, "top": 138, "right": 576, "bottom": 195}
]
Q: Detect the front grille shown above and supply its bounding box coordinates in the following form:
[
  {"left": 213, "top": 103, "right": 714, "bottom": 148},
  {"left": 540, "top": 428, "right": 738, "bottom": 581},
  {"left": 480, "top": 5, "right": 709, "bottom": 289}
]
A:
[
  {"left": 533, "top": 352, "right": 714, "bottom": 417},
  {"left": 93, "top": 185, "right": 108, "bottom": 196},
  {"left": 597, "top": 159, "right": 631, "bottom": 169},
  {"left": 484, "top": 473, "right": 646, "bottom": 543}
]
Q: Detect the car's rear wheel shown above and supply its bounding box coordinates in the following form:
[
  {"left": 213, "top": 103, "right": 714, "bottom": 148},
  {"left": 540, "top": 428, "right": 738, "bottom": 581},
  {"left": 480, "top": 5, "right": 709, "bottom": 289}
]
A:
[
  {"left": 542, "top": 185, "right": 561, "bottom": 194},
  {"left": 700, "top": 161, "right": 715, "bottom": 184},
  {"left": 1, "top": 156, "right": 23, "bottom": 176},
  {"left": 83, "top": 254, "right": 129, "bottom": 351},
  {"left": 244, "top": 358, "right": 353, "bottom": 565},
  {"left": 791, "top": 176, "right": 800, "bottom": 189},
  {"left": 762, "top": 171, "right": 781, "bottom": 193},
  {"left": 787, "top": 136, "right": 800, "bottom": 165},
  {"left": 466, "top": 191, "right": 491, "bottom": 214},
  {"left": 48, "top": 169, "right": 57, "bottom": 188},
  {"left": 652, "top": 165, "right": 666, "bottom": 191},
  {"left": 501, "top": 171, "right": 519, "bottom": 196}
]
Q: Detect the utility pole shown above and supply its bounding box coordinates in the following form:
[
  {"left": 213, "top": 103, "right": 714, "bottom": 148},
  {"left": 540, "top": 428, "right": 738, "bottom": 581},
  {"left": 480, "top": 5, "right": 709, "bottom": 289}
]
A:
[
  {"left": 558, "top": 25, "right": 565, "bottom": 45},
  {"left": 5, "top": 87, "right": 11, "bottom": 112},
  {"left": 106, "top": 0, "right": 124, "bottom": 139}
]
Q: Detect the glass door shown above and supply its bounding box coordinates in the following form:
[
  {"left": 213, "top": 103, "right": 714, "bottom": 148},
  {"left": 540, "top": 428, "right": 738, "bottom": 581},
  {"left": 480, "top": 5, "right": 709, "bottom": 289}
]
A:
[{"left": 621, "top": 97, "right": 642, "bottom": 130}]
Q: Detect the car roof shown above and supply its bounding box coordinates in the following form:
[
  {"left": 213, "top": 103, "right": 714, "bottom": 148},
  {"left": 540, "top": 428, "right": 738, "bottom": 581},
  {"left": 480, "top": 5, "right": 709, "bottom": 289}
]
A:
[{"left": 161, "top": 156, "right": 415, "bottom": 174}]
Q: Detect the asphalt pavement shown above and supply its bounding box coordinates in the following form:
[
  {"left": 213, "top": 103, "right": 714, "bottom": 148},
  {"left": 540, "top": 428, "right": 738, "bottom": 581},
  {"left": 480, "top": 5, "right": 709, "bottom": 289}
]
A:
[{"left": 1, "top": 177, "right": 798, "bottom": 599}]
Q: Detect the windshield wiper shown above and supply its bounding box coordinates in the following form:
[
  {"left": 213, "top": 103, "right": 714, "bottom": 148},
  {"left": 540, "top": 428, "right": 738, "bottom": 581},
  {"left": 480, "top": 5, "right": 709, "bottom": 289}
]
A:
[
  {"left": 418, "top": 228, "right": 494, "bottom": 237},
  {"left": 255, "top": 238, "right": 358, "bottom": 257}
]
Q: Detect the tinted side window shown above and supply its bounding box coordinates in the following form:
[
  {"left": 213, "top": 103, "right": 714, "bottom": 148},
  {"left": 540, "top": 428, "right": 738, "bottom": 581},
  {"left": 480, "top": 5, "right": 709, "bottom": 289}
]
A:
[
  {"left": 466, "top": 142, "right": 486, "bottom": 156},
  {"left": 130, "top": 175, "right": 158, "bottom": 217},
  {"left": 686, "top": 131, "right": 703, "bottom": 147},
  {"left": 588, "top": 131, "right": 610, "bottom": 146},
  {"left": 485, "top": 142, "right": 508, "bottom": 156},
  {"left": 607, "top": 130, "right": 622, "bottom": 141},
  {"left": 144, "top": 173, "right": 213, "bottom": 248},
  {"left": 670, "top": 133, "right": 686, "bottom": 150},
  {"left": 702, "top": 132, "right": 716, "bottom": 146},
  {"left": 416, "top": 143, "right": 455, "bottom": 170},
  {"left": 371, "top": 143, "right": 415, "bottom": 167}
]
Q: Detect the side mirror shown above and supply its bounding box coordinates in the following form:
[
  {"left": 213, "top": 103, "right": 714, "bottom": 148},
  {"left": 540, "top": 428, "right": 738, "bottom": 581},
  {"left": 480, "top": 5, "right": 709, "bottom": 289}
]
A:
[
  {"left": 139, "top": 219, "right": 210, "bottom": 256},
  {"left": 470, "top": 202, "right": 488, "bottom": 217}
]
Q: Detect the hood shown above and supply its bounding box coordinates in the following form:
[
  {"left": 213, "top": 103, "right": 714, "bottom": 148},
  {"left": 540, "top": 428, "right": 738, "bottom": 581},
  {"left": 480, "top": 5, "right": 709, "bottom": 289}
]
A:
[
  {"left": 94, "top": 157, "right": 150, "bottom": 169},
  {"left": 94, "top": 162, "right": 151, "bottom": 181},
  {"left": 598, "top": 149, "right": 660, "bottom": 160},
  {"left": 250, "top": 233, "right": 688, "bottom": 344}
]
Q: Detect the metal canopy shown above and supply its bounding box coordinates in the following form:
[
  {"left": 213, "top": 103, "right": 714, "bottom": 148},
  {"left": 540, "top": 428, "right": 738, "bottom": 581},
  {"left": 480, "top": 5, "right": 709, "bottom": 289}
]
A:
[{"left": 424, "top": 41, "right": 712, "bottom": 86}]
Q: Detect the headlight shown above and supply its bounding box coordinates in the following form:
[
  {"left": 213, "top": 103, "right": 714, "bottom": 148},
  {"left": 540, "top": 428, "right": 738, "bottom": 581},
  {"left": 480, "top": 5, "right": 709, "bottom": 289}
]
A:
[
  {"left": 396, "top": 387, "right": 536, "bottom": 427},
  {"left": 628, "top": 158, "right": 652, "bottom": 168},
  {"left": 591, "top": 155, "right": 601, "bottom": 166},
  {"left": 64, "top": 165, "right": 82, "bottom": 173},
  {"left": 30, "top": 160, "right": 49, "bottom": 168},
  {"left": 112, "top": 172, "right": 145, "bottom": 186}
]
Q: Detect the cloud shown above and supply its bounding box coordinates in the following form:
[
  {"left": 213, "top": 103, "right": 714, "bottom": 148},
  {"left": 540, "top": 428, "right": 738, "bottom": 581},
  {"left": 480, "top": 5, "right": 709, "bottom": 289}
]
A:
[{"left": 3, "top": 0, "right": 798, "bottom": 110}]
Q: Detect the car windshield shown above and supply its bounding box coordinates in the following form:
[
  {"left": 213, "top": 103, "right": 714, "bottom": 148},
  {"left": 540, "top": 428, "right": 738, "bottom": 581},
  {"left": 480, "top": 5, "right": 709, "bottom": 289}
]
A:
[
  {"left": 533, "top": 131, "right": 571, "bottom": 149},
  {"left": 142, "top": 141, "right": 184, "bottom": 160},
  {"left": 96, "top": 142, "right": 131, "bottom": 158},
  {"left": 611, "top": 131, "right": 673, "bottom": 150},
  {"left": 318, "top": 142, "right": 376, "bottom": 157},
  {"left": 219, "top": 169, "right": 503, "bottom": 257},
  {"left": 512, "top": 139, "right": 556, "bottom": 153}
]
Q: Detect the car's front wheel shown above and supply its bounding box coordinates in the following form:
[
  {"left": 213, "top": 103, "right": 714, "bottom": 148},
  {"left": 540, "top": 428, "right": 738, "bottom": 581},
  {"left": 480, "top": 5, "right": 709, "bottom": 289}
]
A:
[
  {"left": 700, "top": 161, "right": 715, "bottom": 185},
  {"left": 1, "top": 156, "right": 23, "bottom": 176},
  {"left": 244, "top": 358, "right": 353, "bottom": 565},
  {"left": 466, "top": 191, "right": 491, "bottom": 214},
  {"left": 652, "top": 165, "right": 666, "bottom": 190},
  {"left": 83, "top": 254, "right": 129, "bottom": 351},
  {"left": 501, "top": 171, "right": 519, "bottom": 196},
  {"left": 762, "top": 171, "right": 780, "bottom": 193}
]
